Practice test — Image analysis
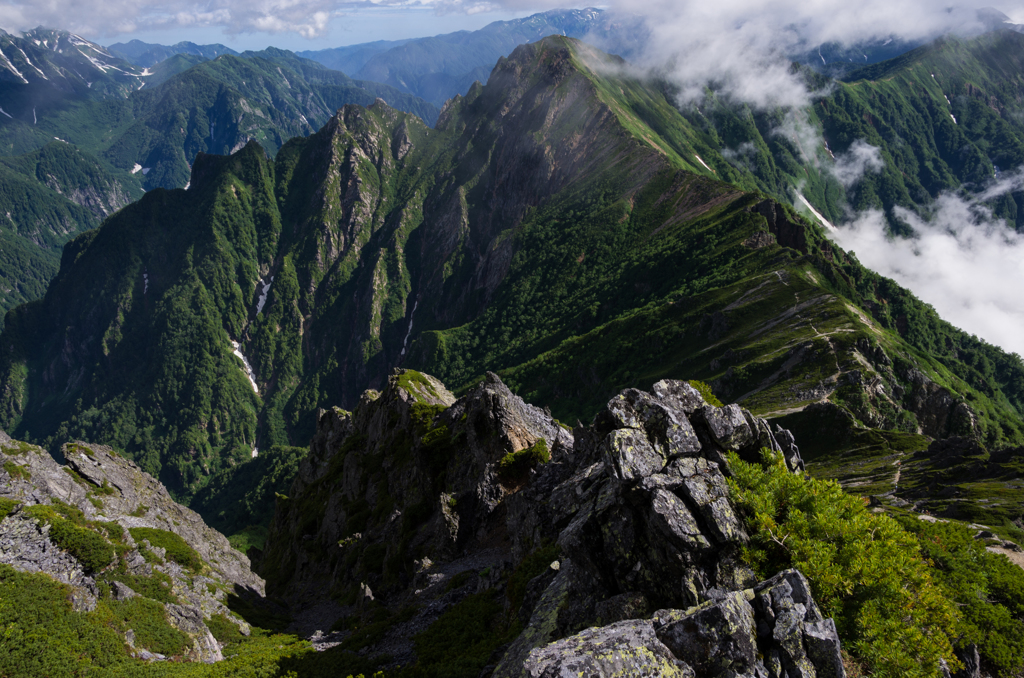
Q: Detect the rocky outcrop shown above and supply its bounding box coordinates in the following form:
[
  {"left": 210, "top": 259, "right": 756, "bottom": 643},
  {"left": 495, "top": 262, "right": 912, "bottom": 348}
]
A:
[
  {"left": 0, "top": 436, "right": 261, "bottom": 662},
  {"left": 262, "top": 370, "right": 844, "bottom": 676},
  {"left": 260, "top": 369, "right": 573, "bottom": 603}
]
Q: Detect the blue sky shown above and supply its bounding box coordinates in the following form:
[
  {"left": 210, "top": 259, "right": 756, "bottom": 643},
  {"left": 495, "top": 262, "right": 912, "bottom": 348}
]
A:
[{"left": 103, "top": 6, "right": 542, "bottom": 51}]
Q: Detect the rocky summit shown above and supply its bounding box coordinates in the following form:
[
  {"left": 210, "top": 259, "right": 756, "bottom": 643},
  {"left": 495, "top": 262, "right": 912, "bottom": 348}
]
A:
[{"left": 258, "top": 368, "right": 843, "bottom": 676}]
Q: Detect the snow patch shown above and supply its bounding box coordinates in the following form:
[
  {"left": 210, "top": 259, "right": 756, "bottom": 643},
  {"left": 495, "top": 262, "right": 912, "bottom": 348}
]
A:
[
  {"left": 32, "top": 107, "right": 36, "bottom": 124},
  {"left": 0, "top": 107, "right": 11, "bottom": 119},
  {"left": 15, "top": 47, "right": 46, "bottom": 79},
  {"left": 795, "top": 192, "right": 836, "bottom": 232},
  {"left": 184, "top": 181, "right": 190, "bottom": 190},
  {"left": 231, "top": 341, "right": 259, "bottom": 394},
  {"left": 53, "top": 136, "right": 67, "bottom": 143},
  {"left": 400, "top": 300, "right": 419, "bottom": 357},
  {"left": 131, "top": 163, "right": 142, "bottom": 174},
  {"left": 255, "top": 276, "right": 274, "bottom": 314},
  {"left": 140, "top": 68, "right": 153, "bottom": 76},
  {"left": 251, "top": 447, "right": 259, "bottom": 458},
  {"left": 944, "top": 95, "right": 951, "bottom": 105},
  {"left": 0, "top": 49, "right": 28, "bottom": 83},
  {"left": 950, "top": 114, "right": 957, "bottom": 124},
  {"left": 693, "top": 154, "right": 716, "bottom": 174}
]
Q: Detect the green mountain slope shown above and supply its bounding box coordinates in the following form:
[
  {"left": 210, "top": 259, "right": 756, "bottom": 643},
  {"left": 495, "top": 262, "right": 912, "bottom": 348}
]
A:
[
  {"left": 0, "top": 35, "right": 438, "bottom": 323},
  {"left": 0, "top": 142, "right": 142, "bottom": 324},
  {"left": 680, "top": 29, "right": 1024, "bottom": 234},
  {"left": 0, "top": 47, "right": 439, "bottom": 191},
  {"left": 0, "top": 36, "right": 1019, "bottom": 505}
]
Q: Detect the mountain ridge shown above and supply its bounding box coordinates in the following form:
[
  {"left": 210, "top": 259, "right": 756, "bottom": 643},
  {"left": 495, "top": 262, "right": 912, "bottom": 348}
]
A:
[{"left": 0, "top": 36, "right": 1019, "bottom": 508}]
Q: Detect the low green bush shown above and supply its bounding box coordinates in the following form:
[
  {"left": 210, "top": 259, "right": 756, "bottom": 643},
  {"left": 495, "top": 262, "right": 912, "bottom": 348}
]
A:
[
  {"left": 506, "top": 543, "right": 560, "bottom": 616},
  {"left": 409, "top": 591, "right": 511, "bottom": 678},
  {"left": 0, "top": 497, "right": 19, "bottom": 520},
  {"left": 496, "top": 438, "right": 549, "bottom": 485},
  {"left": 103, "top": 570, "right": 179, "bottom": 605},
  {"left": 898, "top": 516, "right": 1024, "bottom": 675},
  {"left": 3, "top": 459, "right": 30, "bottom": 480},
  {"left": 727, "top": 450, "right": 960, "bottom": 678},
  {"left": 129, "top": 527, "right": 203, "bottom": 572},
  {"left": 0, "top": 564, "right": 127, "bottom": 677},
  {"left": 24, "top": 504, "right": 114, "bottom": 572},
  {"left": 95, "top": 597, "right": 191, "bottom": 657},
  {"left": 688, "top": 379, "right": 723, "bottom": 407},
  {"left": 205, "top": 613, "right": 244, "bottom": 644}
]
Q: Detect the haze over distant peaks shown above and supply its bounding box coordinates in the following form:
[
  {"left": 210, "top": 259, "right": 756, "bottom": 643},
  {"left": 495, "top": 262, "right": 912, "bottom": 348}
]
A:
[{"left": 107, "top": 39, "right": 238, "bottom": 68}]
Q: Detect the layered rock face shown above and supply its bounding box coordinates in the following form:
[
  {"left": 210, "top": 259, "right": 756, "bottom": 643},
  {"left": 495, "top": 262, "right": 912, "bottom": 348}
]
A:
[
  {"left": 263, "top": 369, "right": 844, "bottom": 676},
  {"left": 0, "top": 433, "right": 263, "bottom": 662}
]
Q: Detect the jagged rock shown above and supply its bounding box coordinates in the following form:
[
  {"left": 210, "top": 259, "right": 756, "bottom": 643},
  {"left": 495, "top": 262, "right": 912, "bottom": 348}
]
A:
[
  {"left": 522, "top": 618, "right": 694, "bottom": 677},
  {"left": 602, "top": 428, "right": 665, "bottom": 482},
  {"left": 263, "top": 372, "right": 825, "bottom": 669},
  {"left": 111, "top": 581, "right": 139, "bottom": 601},
  {"left": 594, "top": 591, "right": 650, "bottom": 625},
  {"left": 668, "top": 458, "right": 747, "bottom": 544},
  {"left": 655, "top": 590, "right": 759, "bottom": 675},
  {"left": 645, "top": 570, "right": 844, "bottom": 678},
  {"left": 803, "top": 619, "right": 845, "bottom": 677},
  {"left": 165, "top": 603, "right": 223, "bottom": 663},
  {"left": 900, "top": 368, "right": 977, "bottom": 439},
  {"left": 698, "top": 404, "right": 754, "bottom": 452},
  {"left": 651, "top": 380, "right": 708, "bottom": 415},
  {"left": 262, "top": 369, "right": 573, "bottom": 603},
  {"left": 772, "top": 424, "right": 805, "bottom": 472},
  {"left": 645, "top": 488, "right": 711, "bottom": 552}
]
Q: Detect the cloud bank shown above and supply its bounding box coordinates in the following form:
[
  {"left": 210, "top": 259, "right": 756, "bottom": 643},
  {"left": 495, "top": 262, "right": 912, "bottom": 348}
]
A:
[
  {"left": 1, "top": 0, "right": 1014, "bottom": 43},
  {"left": 833, "top": 182, "right": 1024, "bottom": 357},
  {"left": 0, "top": 0, "right": 348, "bottom": 38}
]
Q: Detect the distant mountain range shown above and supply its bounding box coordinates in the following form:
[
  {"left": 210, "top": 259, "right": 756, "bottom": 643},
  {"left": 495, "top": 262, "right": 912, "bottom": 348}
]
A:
[
  {"left": 107, "top": 39, "right": 238, "bottom": 67},
  {"left": 299, "top": 8, "right": 619, "bottom": 107},
  {"left": 0, "top": 29, "right": 438, "bottom": 323}
]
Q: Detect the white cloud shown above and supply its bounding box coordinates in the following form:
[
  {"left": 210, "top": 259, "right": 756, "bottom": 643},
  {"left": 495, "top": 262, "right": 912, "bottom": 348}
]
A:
[
  {"left": 589, "top": 0, "right": 1003, "bottom": 109},
  {"left": 830, "top": 140, "right": 884, "bottom": 187},
  {"left": 0, "top": 0, "right": 345, "bottom": 39},
  {"left": 0, "top": 0, "right": 1014, "bottom": 52},
  {"left": 833, "top": 187, "right": 1024, "bottom": 357}
]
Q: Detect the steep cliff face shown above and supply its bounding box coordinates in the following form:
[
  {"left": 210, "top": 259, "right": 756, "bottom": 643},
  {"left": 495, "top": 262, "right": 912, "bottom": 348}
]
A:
[
  {"left": 0, "top": 432, "right": 262, "bottom": 662},
  {"left": 258, "top": 368, "right": 848, "bottom": 676}
]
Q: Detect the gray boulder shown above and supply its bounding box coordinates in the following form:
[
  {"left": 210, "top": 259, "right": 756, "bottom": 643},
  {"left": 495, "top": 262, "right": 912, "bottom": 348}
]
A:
[
  {"left": 602, "top": 428, "right": 665, "bottom": 482},
  {"left": 699, "top": 404, "right": 755, "bottom": 451},
  {"left": 523, "top": 618, "right": 694, "bottom": 677}
]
